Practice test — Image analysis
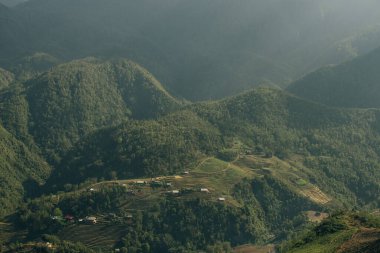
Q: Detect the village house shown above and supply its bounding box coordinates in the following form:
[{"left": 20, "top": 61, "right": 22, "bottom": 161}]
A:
[
  {"left": 218, "top": 197, "right": 226, "bottom": 202},
  {"left": 65, "top": 215, "right": 75, "bottom": 223},
  {"left": 85, "top": 216, "right": 97, "bottom": 224},
  {"left": 167, "top": 190, "right": 179, "bottom": 195},
  {"left": 200, "top": 188, "right": 210, "bottom": 193}
]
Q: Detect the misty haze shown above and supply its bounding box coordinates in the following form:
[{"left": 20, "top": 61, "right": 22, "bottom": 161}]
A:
[{"left": 1, "top": 0, "right": 380, "bottom": 252}]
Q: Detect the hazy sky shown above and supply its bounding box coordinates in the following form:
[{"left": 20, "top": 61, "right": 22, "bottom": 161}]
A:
[{"left": 0, "top": 0, "right": 27, "bottom": 7}]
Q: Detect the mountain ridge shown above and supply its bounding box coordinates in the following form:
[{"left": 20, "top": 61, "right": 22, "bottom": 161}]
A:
[
  {"left": 287, "top": 46, "right": 380, "bottom": 108},
  {"left": 3, "top": 0, "right": 380, "bottom": 100}
]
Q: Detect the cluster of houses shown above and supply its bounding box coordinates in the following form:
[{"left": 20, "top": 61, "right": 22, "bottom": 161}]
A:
[
  {"left": 126, "top": 174, "right": 228, "bottom": 202},
  {"left": 51, "top": 215, "right": 98, "bottom": 224},
  {"left": 133, "top": 180, "right": 173, "bottom": 187}
]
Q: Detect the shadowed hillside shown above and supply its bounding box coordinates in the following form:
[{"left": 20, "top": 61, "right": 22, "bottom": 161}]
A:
[
  {"left": 288, "top": 47, "right": 380, "bottom": 108},
  {"left": 0, "top": 124, "right": 50, "bottom": 216}
]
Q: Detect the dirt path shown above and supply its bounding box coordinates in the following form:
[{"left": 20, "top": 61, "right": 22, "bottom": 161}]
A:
[{"left": 234, "top": 244, "right": 275, "bottom": 253}]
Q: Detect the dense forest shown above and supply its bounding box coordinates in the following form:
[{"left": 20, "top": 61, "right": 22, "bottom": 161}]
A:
[{"left": 0, "top": 58, "right": 181, "bottom": 162}]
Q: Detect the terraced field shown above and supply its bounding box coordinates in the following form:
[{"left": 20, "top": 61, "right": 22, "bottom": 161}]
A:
[
  {"left": 84, "top": 154, "right": 333, "bottom": 210},
  {"left": 58, "top": 219, "right": 127, "bottom": 250},
  {"left": 0, "top": 222, "right": 27, "bottom": 244}
]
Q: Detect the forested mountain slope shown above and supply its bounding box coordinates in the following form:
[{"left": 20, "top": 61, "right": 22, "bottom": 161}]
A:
[
  {"left": 0, "top": 58, "right": 181, "bottom": 161},
  {"left": 51, "top": 88, "right": 380, "bottom": 208},
  {"left": 194, "top": 88, "right": 380, "bottom": 206},
  {"left": 0, "top": 124, "right": 50, "bottom": 217},
  {"left": 48, "top": 110, "right": 222, "bottom": 185},
  {"left": 288, "top": 46, "right": 380, "bottom": 108},
  {"left": 2, "top": 0, "right": 380, "bottom": 100}
]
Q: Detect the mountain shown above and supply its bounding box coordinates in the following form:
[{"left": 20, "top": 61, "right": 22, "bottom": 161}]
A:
[
  {"left": 0, "top": 124, "right": 50, "bottom": 217},
  {"left": 0, "top": 58, "right": 181, "bottom": 161},
  {"left": 287, "top": 47, "right": 380, "bottom": 108},
  {"left": 2, "top": 0, "right": 380, "bottom": 100}
]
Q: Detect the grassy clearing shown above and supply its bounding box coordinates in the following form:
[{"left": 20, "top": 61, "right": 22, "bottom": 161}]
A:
[{"left": 305, "top": 211, "right": 329, "bottom": 223}]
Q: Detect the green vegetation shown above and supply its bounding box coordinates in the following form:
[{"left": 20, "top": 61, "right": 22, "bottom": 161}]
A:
[
  {"left": 44, "top": 87, "right": 380, "bottom": 209},
  {"left": 278, "top": 212, "right": 380, "bottom": 253},
  {"left": 0, "top": 124, "right": 50, "bottom": 217},
  {"left": 234, "top": 176, "right": 319, "bottom": 238},
  {"left": 10, "top": 151, "right": 323, "bottom": 252},
  {"left": 192, "top": 88, "right": 380, "bottom": 206},
  {"left": 48, "top": 110, "right": 220, "bottom": 187},
  {"left": 13, "top": 178, "right": 311, "bottom": 252}
]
